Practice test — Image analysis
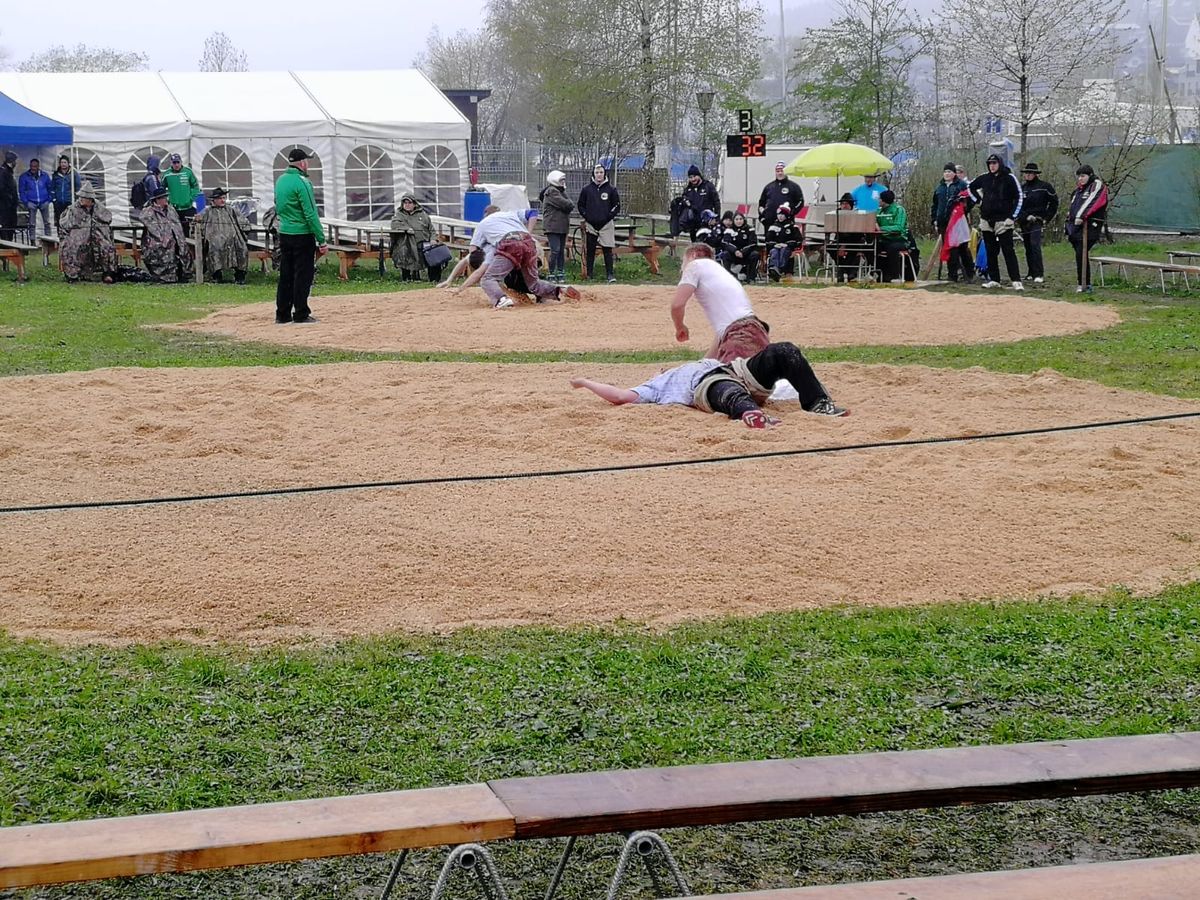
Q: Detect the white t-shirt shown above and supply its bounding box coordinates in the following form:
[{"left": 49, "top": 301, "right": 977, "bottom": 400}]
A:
[
  {"left": 469, "top": 210, "right": 530, "bottom": 261},
  {"left": 679, "top": 257, "right": 755, "bottom": 338}
]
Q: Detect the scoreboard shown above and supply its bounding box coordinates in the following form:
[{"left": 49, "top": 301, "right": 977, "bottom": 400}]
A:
[{"left": 726, "top": 133, "right": 767, "bottom": 158}]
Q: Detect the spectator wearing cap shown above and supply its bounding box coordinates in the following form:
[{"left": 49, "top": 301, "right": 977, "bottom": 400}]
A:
[
  {"left": 140, "top": 186, "right": 193, "bottom": 283},
  {"left": 764, "top": 202, "right": 801, "bottom": 281},
  {"left": 1017, "top": 162, "right": 1058, "bottom": 284},
  {"left": 930, "top": 162, "right": 974, "bottom": 283},
  {"left": 18, "top": 158, "right": 53, "bottom": 245},
  {"left": 51, "top": 155, "right": 82, "bottom": 232},
  {"left": 680, "top": 164, "right": 720, "bottom": 240},
  {"left": 694, "top": 208, "right": 722, "bottom": 255},
  {"left": 1065, "top": 164, "right": 1108, "bottom": 293},
  {"left": 0, "top": 151, "right": 17, "bottom": 240},
  {"left": 851, "top": 173, "right": 886, "bottom": 213},
  {"left": 538, "top": 170, "right": 573, "bottom": 282},
  {"left": 162, "top": 153, "right": 201, "bottom": 237},
  {"left": 196, "top": 187, "right": 250, "bottom": 284},
  {"left": 757, "top": 161, "right": 805, "bottom": 241},
  {"left": 968, "top": 153, "right": 1024, "bottom": 289},
  {"left": 577, "top": 164, "right": 620, "bottom": 282},
  {"left": 273, "top": 147, "right": 328, "bottom": 323}
]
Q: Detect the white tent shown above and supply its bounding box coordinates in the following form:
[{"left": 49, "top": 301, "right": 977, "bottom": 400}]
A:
[{"left": 0, "top": 70, "right": 470, "bottom": 224}]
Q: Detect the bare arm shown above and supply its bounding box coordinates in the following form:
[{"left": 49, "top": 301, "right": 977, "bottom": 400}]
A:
[
  {"left": 570, "top": 377, "right": 638, "bottom": 405},
  {"left": 671, "top": 282, "right": 696, "bottom": 343},
  {"left": 454, "top": 260, "right": 486, "bottom": 294}
]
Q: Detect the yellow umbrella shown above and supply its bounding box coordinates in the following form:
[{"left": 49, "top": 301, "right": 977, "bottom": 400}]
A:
[{"left": 784, "top": 143, "right": 894, "bottom": 177}]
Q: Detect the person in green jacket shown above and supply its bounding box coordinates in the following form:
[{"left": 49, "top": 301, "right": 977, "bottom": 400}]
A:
[
  {"left": 876, "top": 190, "right": 911, "bottom": 283},
  {"left": 273, "top": 147, "right": 327, "bottom": 324},
  {"left": 162, "top": 153, "right": 201, "bottom": 237}
]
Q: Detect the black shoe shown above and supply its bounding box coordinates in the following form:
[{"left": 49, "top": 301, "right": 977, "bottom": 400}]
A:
[
  {"left": 809, "top": 397, "right": 849, "bottom": 417},
  {"left": 293, "top": 315, "right": 318, "bottom": 324},
  {"left": 275, "top": 318, "right": 291, "bottom": 325},
  {"left": 768, "top": 266, "right": 781, "bottom": 282}
]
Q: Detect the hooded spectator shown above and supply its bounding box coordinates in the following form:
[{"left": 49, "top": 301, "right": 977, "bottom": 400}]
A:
[
  {"left": 578, "top": 164, "right": 620, "bottom": 282},
  {"left": 968, "top": 153, "right": 1024, "bottom": 289},
  {"left": 389, "top": 193, "right": 435, "bottom": 282},
  {"left": 539, "top": 170, "right": 574, "bottom": 282}
]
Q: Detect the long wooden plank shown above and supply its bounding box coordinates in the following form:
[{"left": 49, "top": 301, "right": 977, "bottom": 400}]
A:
[
  {"left": 679, "top": 854, "right": 1200, "bottom": 899},
  {"left": 490, "top": 732, "right": 1200, "bottom": 838},
  {"left": 0, "top": 784, "right": 513, "bottom": 889}
]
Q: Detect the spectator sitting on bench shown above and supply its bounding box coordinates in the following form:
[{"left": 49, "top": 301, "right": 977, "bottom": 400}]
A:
[
  {"left": 876, "top": 190, "right": 912, "bottom": 283},
  {"left": 765, "top": 203, "right": 800, "bottom": 282},
  {"left": 827, "top": 193, "right": 872, "bottom": 283},
  {"left": 694, "top": 209, "right": 723, "bottom": 256},
  {"left": 58, "top": 181, "right": 117, "bottom": 284},
  {"left": 141, "top": 187, "right": 193, "bottom": 283},
  {"left": 722, "top": 211, "right": 760, "bottom": 283}
]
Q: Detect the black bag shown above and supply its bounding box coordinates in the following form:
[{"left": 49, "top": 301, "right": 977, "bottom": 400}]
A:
[
  {"left": 421, "top": 240, "right": 452, "bottom": 267},
  {"left": 129, "top": 180, "right": 147, "bottom": 210}
]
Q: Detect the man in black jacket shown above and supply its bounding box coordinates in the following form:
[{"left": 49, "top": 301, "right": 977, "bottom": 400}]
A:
[
  {"left": 757, "top": 161, "right": 804, "bottom": 237},
  {"left": 968, "top": 153, "right": 1024, "bottom": 290},
  {"left": 1018, "top": 162, "right": 1058, "bottom": 284},
  {"left": 577, "top": 164, "right": 620, "bottom": 282},
  {"left": 680, "top": 164, "right": 720, "bottom": 239},
  {"left": 0, "top": 151, "right": 19, "bottom": 241}
]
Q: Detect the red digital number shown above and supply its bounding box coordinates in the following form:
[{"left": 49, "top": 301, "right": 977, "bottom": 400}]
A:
[{"left": 752, "top": 135, "right": 765, "bottom": 156}]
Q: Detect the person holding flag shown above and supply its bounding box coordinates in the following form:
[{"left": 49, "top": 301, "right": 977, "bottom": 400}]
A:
[{"left": 931, "top": 163, "right": 974, "bottom": 283}]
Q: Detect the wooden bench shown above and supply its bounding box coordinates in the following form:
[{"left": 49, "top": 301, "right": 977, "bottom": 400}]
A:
[
  {"left": 679, "top": 854, "right": 1200, "bottom": 899},
  {"left": 3, "top": 732, "right": 1198, "bottom": 891},
  {"left": 0, "top": 239, "right": 35, "bottom": 280},
  {"left": 1090, "top": 255, "right": 1200, "bottom": 293},
  {"left": 38, "top": 234, "right": 61, "bottom": 267}
]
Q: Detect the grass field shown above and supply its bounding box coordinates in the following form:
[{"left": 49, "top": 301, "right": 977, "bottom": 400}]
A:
[{"left": 2, "top": 238, "right": 1199, "bottom": 898}]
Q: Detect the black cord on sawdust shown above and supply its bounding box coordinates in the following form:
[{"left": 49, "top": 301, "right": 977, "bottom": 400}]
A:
[{"left": 2, "top": 411, "right": 1198, "bottom": 516}]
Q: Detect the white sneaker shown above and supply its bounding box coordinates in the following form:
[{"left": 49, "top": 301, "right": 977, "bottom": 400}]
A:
[
  {"left": 495, "top": 297, "right": 515, "bottom": 309},
  {"left": 1032, "top": 277, "right": 1044, "bottom": 284},
  {"left": 1075, "top": 286, "right": 1086, "bottom": 293},
  {"left": 1011, "top": 280, "right": 1024, "bottom": 291},
  {"left": 981, "top": 280, "right": 1000, "bottom": 289}
]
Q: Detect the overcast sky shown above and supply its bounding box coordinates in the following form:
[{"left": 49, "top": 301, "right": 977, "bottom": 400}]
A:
[{"left": 1, "top": 1, "right": 490, "bottom": 70}]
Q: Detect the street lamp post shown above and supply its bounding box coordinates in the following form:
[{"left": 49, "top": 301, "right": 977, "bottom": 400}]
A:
[{"left": 696, "top": 88, "right": 715, "bottom": 179}]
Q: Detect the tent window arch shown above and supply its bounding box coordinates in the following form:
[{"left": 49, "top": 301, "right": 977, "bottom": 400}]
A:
[
  {"left": 413, "top": 145, "right": 460, "bottom": 217},
  {"left": 345, "top": 145, "right": 394, "bottom": 221},
  {"left": 70, "top": 148, "right": 107, "bottom": 204},
  {"left": 202, "top": 144, "right": 253, "bottom": 195},
  {"left": 273, "top": 145, "right": 324, "bottom": 215},
  {"left": 126, "top": 145, "right": 171, "bottom": 209}
]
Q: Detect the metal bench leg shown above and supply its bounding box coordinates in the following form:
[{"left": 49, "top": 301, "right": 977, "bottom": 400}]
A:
[
  {"left": 543, "top": 835, "right": 577, "bottom": 900},
  {"left": 378, "top": 849, "right": 409, "bottom": 900},
  {"left": 430, "top": 844, "right": 510, "bottom": 900},
  {"left": 606, "top": 831, "right": 690, "bottom": 900},
  {"left": 1160, "top": 270, "right": 1167, "bottom": 294}
]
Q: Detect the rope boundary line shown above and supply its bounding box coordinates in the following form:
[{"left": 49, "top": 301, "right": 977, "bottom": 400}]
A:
[{"left": 2, "top": 411, "right": 1199, "bottom": 516}]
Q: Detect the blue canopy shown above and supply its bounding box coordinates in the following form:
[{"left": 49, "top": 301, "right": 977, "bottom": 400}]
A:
[{"left": 0, "top": 90, "right": 73, "bottom": 145}]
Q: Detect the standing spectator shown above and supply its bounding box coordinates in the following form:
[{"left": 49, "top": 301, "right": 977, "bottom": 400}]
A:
[
  {"left": 389, "top": 194, "right": 434, "bottom": 282},
  {"left": 539, "top": 170, "right": 574, "bottom": 282},
  {"left": 51, "top": 155, "right": 81, "bottom": 233},
  {"left": 851, "top": 173, "right": 885, "bottom": 213},
  {"left": 274, "top": 147, "right": 328, "bottom": 323},
  {"left": 725, "top": 211, "right": 761, "bottom": 282},
  {"left": 135, "top": 155, "right": 165, "bottom": 220},
  {"left": 930, "top": 163, "right": 974, "bottom": 283},
  {"left": 876, "top": 190, "right": 911, "bottom": 282},
  {"left": 58, "top": 182, "right": 117, "bottom": 283},
  {"left": 0, "top": 151, "right": 17, "bottom": 241},
  {"left": 140, "top": 187, "right": 193, "bottom": 283},
  {"left": 968, "top": 153, "right": 1024, "bottom": 290},
  {"left": 1018, "top": 162, "right": 1058, "bottom": 284},
  {"left": 196, "top": 187, "right": 250, "bottom": 284},
  {"left": 1066, "top": 164, "right": 1108, "bottom": 294},
  {"left": 757, "top": 161, "right": 804, "bottom": 236},
  {"left": 577, "top": 163, "right": 620, "bottom": 282},
  {"left": 162, "top": 153, "right": 200, "bottom": 237},
  {"left": 764, "top": 203, "right": 801, "bottom": 281},
  {"left": 18, "top": 158, "right": 53, "bottom": 245},
  {"left": 680, "top": 164, "right": 720, "bottom": 239}
]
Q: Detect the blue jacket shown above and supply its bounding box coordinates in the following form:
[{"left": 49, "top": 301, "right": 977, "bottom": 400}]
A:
[
  {"left": 51, "top": 169, "right": 81, "bottom": 204},
  {"left": 18, "top": 170, "right": 52, "bottom": 205},
  {"left": 851, "top": 182, "right": 884, "bottom": 213}
]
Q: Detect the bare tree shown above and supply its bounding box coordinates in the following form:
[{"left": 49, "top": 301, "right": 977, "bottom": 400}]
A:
[
  {"left": 0, "top": 29, "right": 11, "bottom": 69},
  {"left": 198, "top": 31, "right": 248, "bottom": 72},
  {"left": 942, "top": 0, "right": 1128, "bottom": 162},
  {"left": 19, "top": 44, "right": 148, "bottom": 72}
]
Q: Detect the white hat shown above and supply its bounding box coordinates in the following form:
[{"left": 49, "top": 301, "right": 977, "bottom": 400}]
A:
[{"left": 547, "top": 170, "right": 566, "bottom": 187}]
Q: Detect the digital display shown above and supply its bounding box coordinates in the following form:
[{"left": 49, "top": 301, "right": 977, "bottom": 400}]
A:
[{"left": 726, "top": 134, "right": 767, "bottom": 158}]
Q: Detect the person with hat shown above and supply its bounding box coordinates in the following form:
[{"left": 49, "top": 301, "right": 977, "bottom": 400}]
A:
[
  {"left": 968, "top": 153, "right": 1024, "bottom": 289},
  {"left": 577, "top": 163, "right": 620, "bottom": 282},
  {"left": 195, "top": 187, "right": 250, "bottom": 284},
  {"left": 851, "top": 173, "right": 886, "bottom": 213},
  {"left": 58, "top": 181, "right": 117, "bottom": 283},
  {"left": 757, "top": 161, "right": 805, "bottom": 240},
  {"left": 51, "top": 155, "right": 82, "bottom": 233},
  {"left": 680, "top": 164, "right": 720, "bottom": 240},
  {"left": 162, "top": 153, "right": 201, "bottom": 237},
  {"left": 538, "top": 170, "right": 574, "bottom": 282},
  {"left": 1065, "top": 164, "right": 1108, "bottom": 293},
  {"left": 389, "top": 194, "right": 437, "bottom": 282},
  {"left": 1, "top": 151, "right": 20, "bottom": 241},
  {"left": 930, "top": 163, "right": 974, "bottom": 283},
  {"left": 274, "top": 147, "right": 327, "bottom": 323},
  {"left": 764, "top": 203, "right": 801, "bottom": 281},
  {"left": 1017, "top": 162, "right": 1059, "bottom": 284},
  {"left": 140, "top": 186, "right": 193, "bottom": 283}
]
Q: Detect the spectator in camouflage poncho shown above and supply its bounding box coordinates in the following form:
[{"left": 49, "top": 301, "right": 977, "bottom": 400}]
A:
[
  {"left": 141, "top": 187, "right": 193, "bottom": 283},
  {"left": 196, "top": 187, "right": 249, "bottom": 283},
  {"left": 389, "top": 194, "right": 436, "bottom": 281},
  {"left": 59, "top": 181, "right": 117, "bottom": 283}
]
